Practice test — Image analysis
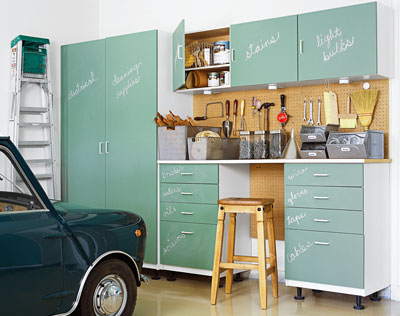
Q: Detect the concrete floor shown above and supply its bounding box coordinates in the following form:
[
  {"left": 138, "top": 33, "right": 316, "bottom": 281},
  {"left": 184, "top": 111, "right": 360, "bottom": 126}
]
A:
[{"left": 135, "top": 271, "right": 400, "bottom": 316}]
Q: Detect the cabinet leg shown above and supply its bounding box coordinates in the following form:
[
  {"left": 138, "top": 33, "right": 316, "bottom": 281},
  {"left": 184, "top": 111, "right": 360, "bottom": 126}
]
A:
[
  {"left": 370, "top": 292, "right": 381, "bottom": 302},
  {"left": 167, "top": 271, "right": 176, "bottom": 281},
  {"left": 234, "top": 272, "right": 243, "bottom": 282},
  {"left": 151, "top": 270, "right": 160, "bottom": 280},
  {"left": 353, "top": 296, "right": 365, "bottom": 310},
  {"left": 294, "top": 287, "right": 305, "bottom": 300}
]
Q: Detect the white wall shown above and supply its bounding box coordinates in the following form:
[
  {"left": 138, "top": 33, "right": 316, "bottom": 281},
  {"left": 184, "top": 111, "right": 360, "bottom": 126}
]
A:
[
  {"left": 99, "top": 0, "right": 400, "bottom": 300},
  {"left": 0, "top": 0, "right": 99, "bottom": 198}
]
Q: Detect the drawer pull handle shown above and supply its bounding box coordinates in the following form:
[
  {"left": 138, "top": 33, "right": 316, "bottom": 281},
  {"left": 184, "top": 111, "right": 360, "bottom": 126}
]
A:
[
  {"left": 181, "top": 231, "right": 194, "bottom": 235},
  {"left": 181, "top": 172, "right": 193, "bottom": 175},
  {"left": 314, "top": 241, "right": 330, "bottom": 246},
  {"left": 314, "top": 219, "right": 330, "bottom": 223},
  {"left": 181, "top": 212, "right": 194, "bottom": 215},
  {"left": 313, "top": 173, "right": 329, "bottom": 177},
  {"left": 313, "top": 196, "right": 329, "bottom": 200},
  {"left": 181, "top": 192, "right": 193, "bottom": 195}
]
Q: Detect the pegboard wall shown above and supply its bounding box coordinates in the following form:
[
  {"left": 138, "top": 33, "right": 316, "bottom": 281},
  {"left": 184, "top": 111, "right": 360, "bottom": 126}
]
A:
[{"left": 192, "top": 79, "right": 390, "bottom": 241}]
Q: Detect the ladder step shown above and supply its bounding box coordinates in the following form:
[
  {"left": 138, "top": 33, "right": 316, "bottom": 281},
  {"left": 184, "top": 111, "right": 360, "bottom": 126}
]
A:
[
  {"left": 26, "top": 159, "right": 52, "bottom": 164},
  {"left": 19, "top": 122, "right": 51, "bottom": 128},
  {"left": 35, "top": 173, "right": 53, "bottom": 180},
  {"left": 20, "top": 78, "right": 48, "bottom": 84},
  {"left": 19, "top": 140, "right": 50, "bottom": 147},
  {"left": 20, "top": 107, "right": 48, "bottom": 114}
]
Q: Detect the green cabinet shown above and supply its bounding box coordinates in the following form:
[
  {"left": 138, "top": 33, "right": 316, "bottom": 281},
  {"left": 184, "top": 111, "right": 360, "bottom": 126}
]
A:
[
  {"left": 160, "top": 164, "right": 218, "bottom": 184},
  {"left": 230, "top": 15, "right": 297, "bottom": 86},
  {"left": 172, "top": 19, "right": 185, "bottom": 91},
  {"left": 298, "top": 2, "right": 377, "bottom": 81},
  {"left": 61, "top": 31, "right": 158, "bottom": 264}
]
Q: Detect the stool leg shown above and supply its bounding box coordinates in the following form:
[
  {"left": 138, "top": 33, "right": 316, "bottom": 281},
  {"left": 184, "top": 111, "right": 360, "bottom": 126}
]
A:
[
  {"left": 211, "top": 207, "right": 226, "bottom": 305},
  {"left": 267, "top": 206, "right": 278, "bottom": 298},
  {"left": 256, "top": 206, "right": 267, "bottom": 310},
  {"left": 225, "top": 213, "right": 236, "bottom": 294}
]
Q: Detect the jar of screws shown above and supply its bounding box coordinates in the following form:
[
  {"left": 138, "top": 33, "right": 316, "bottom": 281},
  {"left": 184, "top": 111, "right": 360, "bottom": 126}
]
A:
[
  {"left": 253, "top": 130, "right": 269, "bottom": 159},
  {"left": 239, "top": 131, "right": 254, "bottom": 159}
]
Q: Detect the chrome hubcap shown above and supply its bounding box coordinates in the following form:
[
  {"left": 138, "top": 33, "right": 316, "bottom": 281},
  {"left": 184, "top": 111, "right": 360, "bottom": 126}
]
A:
[{"left": 93, "top": 274, "right": 127, "bottom": 316}]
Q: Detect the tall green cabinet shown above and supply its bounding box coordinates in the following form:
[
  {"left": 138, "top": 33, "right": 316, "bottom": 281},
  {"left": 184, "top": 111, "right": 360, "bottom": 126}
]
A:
[{"left": 62, "top": 31, "right": 158, "bottom": 264}]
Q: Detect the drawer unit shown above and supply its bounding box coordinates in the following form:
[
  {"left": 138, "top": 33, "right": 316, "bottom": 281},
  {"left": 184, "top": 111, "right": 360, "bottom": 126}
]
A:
[
  {"left": 285, "top": 229, "right": 364, "bottom": 288},
  {"left": 160, "top": 221, "right": 217, "bottom": 270},
  {"left": 160, "top": 183, "right": 218, "bottom": 204},
  {"left": 160, "top": 202, "right": 217, "bottom": 225},
  {"left": 285, "top": 208, "right": 363, "bottom": 234},
  {"left": 160, "top": 164, "right": 218, "bottom": 184},
  {"left": 284, "top": 164, "right": 363, "bottom": 187},
  {"left": 285, "top": 185, "right": 363, "bottom": 210}
]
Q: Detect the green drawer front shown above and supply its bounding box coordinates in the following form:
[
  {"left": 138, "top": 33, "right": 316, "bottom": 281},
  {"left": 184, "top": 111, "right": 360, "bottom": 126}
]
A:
[
  {"left": 160, "top": 221, "right": 216, "bottom": 270},
  {"left": 285, "top": 186, "right": 363, "bottom": 210},
  {"left": 160, "top": 183, "right": 218, "bottom": 204},
  {"left": 285, "top": 229, "right": 364, "bottom": 288},
  {"left": 284, "top": 164, "right": 363, "bottom": 187},
  {"left": 160, "top": 164, "right": 218, "bottom": 184},
  {"left": 285, "top": 208, "right": 363, "bottom": 234},
  {"left": 160, "top": 202, "right": 217, "bottom": 224}
]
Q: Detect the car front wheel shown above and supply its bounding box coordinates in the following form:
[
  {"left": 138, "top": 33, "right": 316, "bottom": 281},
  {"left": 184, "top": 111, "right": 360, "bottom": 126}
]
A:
[{"left": 76, "top": 259, "right": 137, "bottom": 316}]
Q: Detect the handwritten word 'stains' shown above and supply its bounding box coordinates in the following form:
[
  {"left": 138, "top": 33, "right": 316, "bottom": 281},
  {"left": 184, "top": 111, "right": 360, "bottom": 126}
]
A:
[
  {"left": 245, "top": 32, "right": 280, "bottom": 61},
  {"left": 287, "top": 213, "right": 307, "bottom": 226},
  {"left": 68, "top": 72, "right": 97, "bottom": 100},
  {"left": 113, "top": 63, "right": 142, "bottom": 99},
  {"left": 316, "top": 27, "right": 354, "bottom": 63},
  {"left": 287, "top": 241, "right": 313, "bottom": 263}
]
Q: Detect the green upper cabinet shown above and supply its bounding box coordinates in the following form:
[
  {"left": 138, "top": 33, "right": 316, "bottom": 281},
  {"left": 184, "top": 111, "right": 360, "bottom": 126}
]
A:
[
  {"left": 173, "top": 20, "right": 185, "bottom": 91},
  {"left": 105, "top": 30, "right": 158, "bottom": 264},
  {"left": 61, "top": 39, "right": 106, "bottom": 208},
  {"left": 231, "top": 15, "right": 298, "bottom": 86},
  {"left": 298, "top": 2, "right": 377, "bottom": 81}
]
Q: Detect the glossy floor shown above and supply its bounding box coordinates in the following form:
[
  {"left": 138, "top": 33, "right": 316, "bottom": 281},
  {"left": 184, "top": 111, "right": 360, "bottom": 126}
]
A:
[{"left": 135, "top": 271, "right": 400, "bottom": 316}]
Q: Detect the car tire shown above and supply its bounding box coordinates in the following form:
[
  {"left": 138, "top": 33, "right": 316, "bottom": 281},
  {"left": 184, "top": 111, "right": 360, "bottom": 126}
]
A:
[{"left": 76, "top": 258, "right": 137, "bottom": 316}]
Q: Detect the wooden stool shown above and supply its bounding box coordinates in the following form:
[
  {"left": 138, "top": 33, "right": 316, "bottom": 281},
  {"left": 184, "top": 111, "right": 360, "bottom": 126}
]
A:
[{"left": 210, "top": 197, "right": 278, "bottom": 310}]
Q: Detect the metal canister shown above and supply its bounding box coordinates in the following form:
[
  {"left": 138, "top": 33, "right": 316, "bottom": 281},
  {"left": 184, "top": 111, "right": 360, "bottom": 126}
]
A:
[
  {"left": 208, "top": 72, "right": 220, "bottom": 87},
  {"left": 213, "top": 41, "right": 230, "bottom": 65},
  {"left": 219, "top": 71, "right": 230, "bottom": 86}
]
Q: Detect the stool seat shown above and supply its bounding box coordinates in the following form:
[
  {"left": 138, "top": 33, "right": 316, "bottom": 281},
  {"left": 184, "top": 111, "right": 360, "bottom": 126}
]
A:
[{"left": 218, "top": 197, "right": 274, "bottom": 206}]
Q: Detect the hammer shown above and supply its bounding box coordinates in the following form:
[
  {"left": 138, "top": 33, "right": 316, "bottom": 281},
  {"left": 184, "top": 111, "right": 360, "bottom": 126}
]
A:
[{"left": 262, "top": 102, "right": 275, "bottom": 131}]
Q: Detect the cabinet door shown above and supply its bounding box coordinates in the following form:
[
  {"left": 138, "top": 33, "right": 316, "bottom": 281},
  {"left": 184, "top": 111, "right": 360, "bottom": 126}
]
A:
[
  {"left": 61, "top": 39, "right": 106, "bottom": 208},
  {"left": 105, "top": 31, "right": 157, "bottom": 264},
  {"left": 172, "top": 19, "right": 185, "bottom": 91},
  {"left": 231, "top": 15, "right": 297, "bottom": 86},
  {"left": 298, "top": 2, "right": 377, "bottom": 81}
]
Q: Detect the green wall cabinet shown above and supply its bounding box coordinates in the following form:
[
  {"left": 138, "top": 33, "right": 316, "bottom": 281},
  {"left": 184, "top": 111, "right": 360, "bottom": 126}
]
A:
[
  {"left": 230, "top": 15, "right": 298, "bottom": 86},
  {"left": 298, "top": 2, "right": 380, "bottom": 81},
  {"left": 172, "top": 19, "right": 185, "bottom": 91},
  {"left": 62, "top": 31, "right": 158, "bottom": 264}
]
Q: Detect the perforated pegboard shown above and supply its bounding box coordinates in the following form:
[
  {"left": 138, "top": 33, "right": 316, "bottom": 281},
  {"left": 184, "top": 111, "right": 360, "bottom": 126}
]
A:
[{"left": 192, "top": 79, "right": 389, "bottom": 241}]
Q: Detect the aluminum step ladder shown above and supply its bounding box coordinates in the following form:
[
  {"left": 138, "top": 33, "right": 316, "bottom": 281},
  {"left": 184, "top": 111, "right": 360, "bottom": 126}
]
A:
[{"left": 9, "top": 35, "right": 56, "bottom": 199}]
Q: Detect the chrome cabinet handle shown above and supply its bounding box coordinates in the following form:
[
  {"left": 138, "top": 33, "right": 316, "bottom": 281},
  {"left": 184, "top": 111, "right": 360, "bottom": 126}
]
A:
[
  {"left": 181, "top": 231, "right": 194, "bottom": 235},
  {"left": 314, "top": 241, "right": 330, "bottom": 246},
  {"left": 313, "top": 196, "right": 329, "bottom": 200},
  {"left": 314, "top": 219, "right": 330, "bottom": 223},
  {"left": 313, "top": 173, "right": 329, "bottom": 177},
  {"left": 231, "top": 48, "right": 235, "bottom": 62},
  {"left": 181, "top": 192, "right": 193, "bottom": 195},
  {"left": 299, "top": 40, "right": 304, "bottom": 54},
  {"left": 177, "top": 44, "right": 183, "bottom": 60},
  {"left": 98, "top": 142, "right": 104, "bottom": 155},
  {"left": 105, "top": 141, "right": 109, "bottom": 154},
  {"left": 181, "top": 212, "right": 194, "bottom": 215},
  {"left": 181, "top": 173, "right": 193, "bottom": 176}
]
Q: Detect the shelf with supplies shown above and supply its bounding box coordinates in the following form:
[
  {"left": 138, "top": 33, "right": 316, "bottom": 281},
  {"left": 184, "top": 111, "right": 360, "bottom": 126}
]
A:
[{"left": 185, "top": 64, "right": 230, "bottom": 72}]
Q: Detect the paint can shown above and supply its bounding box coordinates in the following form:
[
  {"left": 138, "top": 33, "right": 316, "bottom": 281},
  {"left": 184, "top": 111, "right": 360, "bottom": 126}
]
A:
[
  {"left": 208, "top": 72, "right": 220, "bottom": 87},
  {"left": 219, "top": 71, "right": 230, "bottom": 86},
  {"left": 213, "top": 41, "right": 230, "bottom": 64}
]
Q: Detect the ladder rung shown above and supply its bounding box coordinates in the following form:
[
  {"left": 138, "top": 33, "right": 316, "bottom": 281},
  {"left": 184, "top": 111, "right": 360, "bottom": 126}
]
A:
[
  {"left": 26, "top": 159, "right": 52, "bottom": 164},
  {"left": 20, "top": 107, "right": 49, "bottom": 114},
  {"left": 19, "top": 122, "right": 51, "bottom": 128},
  {"left": 19, "top": 140, "right": 50, "bottom": 147},
  {"left": 20, "top": 78, "right": 48, "bottom": 84},
  {"left": 35, "top": 173, "right": 53, "bottom": 180}
]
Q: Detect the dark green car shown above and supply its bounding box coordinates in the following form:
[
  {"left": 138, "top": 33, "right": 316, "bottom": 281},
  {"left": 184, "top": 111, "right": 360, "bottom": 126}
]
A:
[{"left": 0, "top": 137, "right": 147, "bottom": 316}]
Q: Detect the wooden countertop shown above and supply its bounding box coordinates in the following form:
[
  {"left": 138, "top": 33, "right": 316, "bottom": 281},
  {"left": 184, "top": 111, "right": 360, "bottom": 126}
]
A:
[{"left": 158, "top": 159, "right": 392, "bottom": 164}]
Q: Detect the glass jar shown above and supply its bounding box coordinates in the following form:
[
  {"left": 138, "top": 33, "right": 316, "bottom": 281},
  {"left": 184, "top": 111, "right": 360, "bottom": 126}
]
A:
[
  {"left": 253, "top": 131, "right": 269, "bottom": 159},
  {"left": 269, "top": 129, "right": 287, "bottom": 159},
  {"left": 239, "top": 131, "right": 254, "bottom": 159}
]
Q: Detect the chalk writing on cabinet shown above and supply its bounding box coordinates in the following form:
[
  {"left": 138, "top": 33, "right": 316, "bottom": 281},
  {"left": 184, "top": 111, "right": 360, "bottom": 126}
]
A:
[
  {"left": 287, "top": 241, "right": 313, "bottom": 263},
  {"left": 287, "top": 212, "right": 307, "bottom": 226},
  {"left": 163, "top": 205, "right": 177, "bottom": 218},
  {"left": 162, "top": 233, "right": 186, "bottom": 255},
  {"left": 162, "top": 166, "right": 184, "bottom": 180},
  {"left": 287, "top": 189, "right": 309, "bottom": 206},
  {"left": 316, "top": 27, "right": 354, "bottom": 63},
  {"left": 287, "top": 167, "right": 308, "bottom": 180},
  {"left": 112, "top": 62, "right": 142, "bottom": 99},
  {"left": 245, "top": 32, "right": 280, "bottom": 61},
  {"left": 162, "top": 186, "right": 182, "bottom": 198},
  {"left": 68, "top": 71, "right": 97, "bottom": 100}
]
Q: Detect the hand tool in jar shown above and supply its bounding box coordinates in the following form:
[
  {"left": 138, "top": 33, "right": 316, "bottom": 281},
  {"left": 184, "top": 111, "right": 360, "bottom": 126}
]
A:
[
  {"left": 232, "top": 99, "right": 238, "bottom": 136},
  {"left": 194, "top": 102, "right": 224, "bottom": 120},
  {"left": 277, "top": 94, "right": 289, "bottom": 128},
  {"left": 222, "top": 100, "right": 233, "bottom": 138},
  {"left": 303, "top": 98, "right": 307, "bottom": 121},
  {"left": 261, "top": 102, "right": 274, "bottom": 131},
  {"left": 307, "top": 97, "right": 314, "bottom": 126},
  {"left": 316, "top": 97, "right": 322, "bottom": 125},
  {"left": 240, "top": 100, "right": 245, "bottom": 131},
  {"left": 256, "top": 99, "right": 262, "bottom": 129}
]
